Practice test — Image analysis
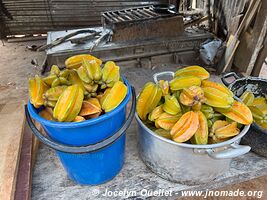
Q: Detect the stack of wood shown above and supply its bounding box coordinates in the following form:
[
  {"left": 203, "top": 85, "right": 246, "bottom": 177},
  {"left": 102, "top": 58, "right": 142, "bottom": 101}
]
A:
[
  {"left": 216, "top": 0, "right": 267, "bottom": 76},
  {"left": 0, "top": 102, "right": 40, "bottom": 200}
]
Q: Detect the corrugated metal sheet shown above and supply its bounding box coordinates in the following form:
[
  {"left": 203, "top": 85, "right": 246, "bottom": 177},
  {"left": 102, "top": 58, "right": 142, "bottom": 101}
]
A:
[{"left": 1, "top": 0, "right": 168, "bottom": 36}]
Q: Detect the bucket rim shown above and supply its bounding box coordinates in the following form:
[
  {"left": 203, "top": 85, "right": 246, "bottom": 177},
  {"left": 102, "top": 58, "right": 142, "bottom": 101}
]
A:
[{"left": 28, "top": 77, "right": 131, "bottom": 128}]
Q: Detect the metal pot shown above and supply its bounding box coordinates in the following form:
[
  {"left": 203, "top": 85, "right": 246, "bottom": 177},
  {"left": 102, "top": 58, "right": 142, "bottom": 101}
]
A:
[
  {"left": 135, "top": 72, "right": 251, "bottom": 185},
  {"left": 221, "top": 72, "right": 267, "bottom": 157}
]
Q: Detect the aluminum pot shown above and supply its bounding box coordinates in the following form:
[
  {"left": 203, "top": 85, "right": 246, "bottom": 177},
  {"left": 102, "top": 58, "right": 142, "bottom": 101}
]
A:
[
  {"left": 221, "top": 72, "right": 267, "bottom": 157},
  {"left": 136, "top": 72, "right": 251, "bottom": 185}
]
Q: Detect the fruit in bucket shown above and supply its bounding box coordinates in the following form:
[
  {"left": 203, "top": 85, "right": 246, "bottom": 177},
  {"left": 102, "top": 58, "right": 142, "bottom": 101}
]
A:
[
  {"left": 137, "top": 66, "right": 253, "bottom": 144},
  {"left": 28, "top": 54, "right": 128, "bottom": 122}
]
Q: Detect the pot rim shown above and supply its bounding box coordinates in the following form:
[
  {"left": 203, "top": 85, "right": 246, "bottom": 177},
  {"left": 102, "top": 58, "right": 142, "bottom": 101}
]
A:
[{"left": 135, "top": 113, "right": 250, "bottom": 149}]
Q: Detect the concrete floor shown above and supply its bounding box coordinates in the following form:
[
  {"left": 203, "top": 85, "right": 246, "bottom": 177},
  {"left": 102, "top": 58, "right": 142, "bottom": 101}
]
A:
[{"left": 0, "top": 40, "right": 267, "bottom": 199}]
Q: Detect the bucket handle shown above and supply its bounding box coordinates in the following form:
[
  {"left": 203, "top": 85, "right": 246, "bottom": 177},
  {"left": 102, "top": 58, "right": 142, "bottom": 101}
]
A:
[
  {"left": 153, "top": 71, "right": 174, "bottom": 84},
  {"left": 221, "top": 72, "right": 240, "bottom": 87},
  {"left": 25, "top": 86, "right": 136, "bottom": 154},
  {"left": 206, "top": 143, "right": 251, "bottom": 160}
]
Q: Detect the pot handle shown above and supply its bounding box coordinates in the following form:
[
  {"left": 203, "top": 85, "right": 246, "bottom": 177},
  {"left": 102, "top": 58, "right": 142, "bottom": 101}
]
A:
[
  {"left": 153, "top": 71, "right": 174, "bottom": 84},
  {"left": 221, "top": 72, "right": 240, "bottom": 87},
  {"left": 25, "top": 86, "right": 136, "bottom": 154},
  {"left": 206, "top": 143, "right": 251, "bottom": 160}
]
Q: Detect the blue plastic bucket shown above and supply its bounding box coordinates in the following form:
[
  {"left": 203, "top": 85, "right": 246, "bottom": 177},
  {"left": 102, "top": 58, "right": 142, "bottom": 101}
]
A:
[{"left": 26, "top": 78, "right": 136, "bottom": 185}]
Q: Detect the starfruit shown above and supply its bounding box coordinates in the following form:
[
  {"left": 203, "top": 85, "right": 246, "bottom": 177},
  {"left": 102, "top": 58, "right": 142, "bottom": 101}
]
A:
[
  {"left": 200, "top": 105, "right": 214, "bottom": 119},
  {"left": 72, "top": 116, "right": 86, "bottom": 122},
  {"left": 101, "top": 81, "right": 127, "bottom": 112},
  {"left": 203, "top": 87, "right": 234, "bottom": 108},
  {"left": 252, "top": 97, "right": 266, "bottom": 106},
  {"left": 43, "top": 86, "right": 67, "bottom": 102},
  {"left": 248, "top": 106, "right": 267, "bottom": 121},
  {"left": 155, "top": 129, "right": 172, "bottom": 139},
  {"left": 155, "top": 112, "right": 181, "bottom": 130},
  {"left": 163, "top": 95, "right": 181, "bottom": 115},
  {"left": 170, "top": 76, "right": 201, "bottom": 91},
  {"left": 101, "top": 61, "right": 120, "bottom": 88},
  {"left": 68, "top": 70, "right": 86, "bottom": 93},
  {"left": 170, "top": 111, "right": 199, "bottom": 143},
  {"left": 83, "top": 59, "right": 102, "bottom": 82},
  {"left": 175, "top": 66, "right": 210, "bottom": 80},
  {"left": 39, "top": 107, "right": 54, "bottom": 121},
  {"left": 79, "top": 98, "right": 101, "bottom": 116},
  {"left": 29, "top": 75, "right": 49, "bottom": 108},
  {"left": 65, "top": 54, "right": 102, "bottom": 69},
  {"left": 53, "top": 85, "right": 84, "bottom": 122},
  {"left": 191, "top": 111, "right": 208, "bottom": 145},
  {"left": 148, "top": 105, "right": 164, "bottom": 122},
  {"left": 158, "top": 80, "right": 169, "bottom": 96},
  {"left": 240, "top": 91, "right": 254, "bottom": 106},
  {"left": 43, "top": 65, "right": 71, "bottom": 87},
  {"left": 210, "top": 120, "right": 240, "bottom": 139},
  {"left": 137, "top": 82, "right": 162, "bottom": 121},
  {"left": 44, "top": 100, "right": 57, "bottom": 108},
  {"left": 77, "top": 65, "right": 92, "bottom": 83},
  {"left": 216, "top": 101, "right": 253, "bottom": 125},
  {"left": 179, "top": 86, "right": 205, "bottom": 109},
  {"left": 201, "top": 80, "right": 233, "bottom": 97}
]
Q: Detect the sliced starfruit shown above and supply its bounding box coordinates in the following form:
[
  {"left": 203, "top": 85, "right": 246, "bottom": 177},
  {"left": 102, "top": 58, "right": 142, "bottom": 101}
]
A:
[
  {"left": 203, "top": 87, "right": 234, "bottom": 108},
  {"left": 65, "top": 54, "right": 102, "bottom": 69},
  {"left": 155, "top": 129, "right": 172, "bottom": 139},
  {"left": 29, "top": 75, "right": 49, "bottom": 108},
  {"left": 240, "top": 91, "right": 254, "bottom": 106},
  {"left": 191, "top": 111, "right": 208, "bottom": 145},
  {"left": 175, "top": 66, "right": 210, "bottom": 80},
  {"left": 101, "top": 81, "right": 127, "bottom": 112},
  {"left": 170, "top": 111, "right": 199, "bottom": 143},
  {"left": 137, "top": 82, "right": 162, "bottom": 121},
  {"left": 169, "top": 76, "right": 201, "bottom": 91},
  {"left": 53, "top": 85, "right": 84, "bottom": 122},
  {"left": 201, "top": 80, "right": 233, "bottom": 97},
  {"left": 158, "top": 80, "right": 169, "bottom": 96},
  {"left": 101, "top": 61, "right": 120, "bottom": 88},
  {"left": 148, "top": 105, "right": 164, "bottom": 122},
  {"left": 163, "top": 95, "right": 181, "bottom": 115},
  {"left": 216, "top": 101, "right": 253, "bottom": 125},
  {"left": 155, "top": 112, "right": 181, "bottom": 130},
  {"left": 79, "top": 98, "right": 101, "bottom": 116}
]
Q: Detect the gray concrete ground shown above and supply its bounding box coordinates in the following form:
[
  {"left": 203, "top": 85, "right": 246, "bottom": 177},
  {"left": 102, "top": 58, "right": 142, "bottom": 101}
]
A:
[{"left": 0, "top": 40, "right": 267, "bottom": 200}]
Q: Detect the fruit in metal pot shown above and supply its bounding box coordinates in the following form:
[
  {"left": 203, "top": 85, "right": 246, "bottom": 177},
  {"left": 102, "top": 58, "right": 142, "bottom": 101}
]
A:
[
  {"left": 201, "top": 80, "right": 233, "bottom": 97},
  {"left": 148, "top": 105, "right": 164, "bottom": 122},
  {"left": 169, "top": 76, "right": 201, "bottom": 91},
  {"left": 158, "top": 80, "right": 169, "bottom": 96},
  {"left": 210, "top": 120, "right": 240, "bottom": 139},
  {"left": 240, "top": 91, "right": 254, "bottom": 106},
  {"left": 155, "top": 112, "right": 181, "bottom": 130},
  {"left": 163, "top": 95, "right": 181, "bottom": 115},
  {"left": 101, "top": 81, "right": 127, "bottom": 112},
  {"left": 29, "top": 75, "right": 49, "bottom": 108},
  {"left": 53, "top": 85, "right": 84, "bottom": 122},
  {"left": 203, "top": 87, "right": 234, "bottom": 108},
  {"left": 101, "top": 61, "right": 120, "bottom": 88},
  {"left": 216, "top": 101, "right": 253, "bottom": 125},
  {"left": 248, "top": 105, "right": 267, "bottom": 122},
  {"left": 179, "top": 86, "right": 205, "bottom": 110},
  {"left": 137, "top": 82, "right": 162, "bottom": 120},
  {"left": 65, "top": 54, "right": 102, "bottom": 69},
  {"left": 171, "top": 111, "right": 199, "bottom": 143},
  {"left": 200, "top": 105, "right": 214, "bottom": 119},
  {"left": 191, "top": 111, "right": 208, "bottom": 145},
  {"left": 155, "top": 129, "right": 172, "bottom": 139},
  {"left": 175, "top": 66, "right": 210, "bottom": 80}
]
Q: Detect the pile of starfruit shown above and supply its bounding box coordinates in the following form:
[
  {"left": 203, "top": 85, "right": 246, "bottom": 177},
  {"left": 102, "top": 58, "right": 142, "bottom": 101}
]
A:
[
  {"left": 28, "top": 54, "right": 127, "bottom": 122},
  {"left": 240, "top": 91, "right": 267, "bottom": 129},
  {"left": 137, "top": 66, "right": 253, "bottom": 144}
]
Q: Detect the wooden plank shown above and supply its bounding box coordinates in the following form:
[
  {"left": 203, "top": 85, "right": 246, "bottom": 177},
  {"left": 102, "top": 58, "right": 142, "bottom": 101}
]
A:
[
  {"left": 0, "top": 102, "right": 25, "bottom": 200},
  {"left": 14, "top": 122, "right": 33, "bottom": 200}
]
